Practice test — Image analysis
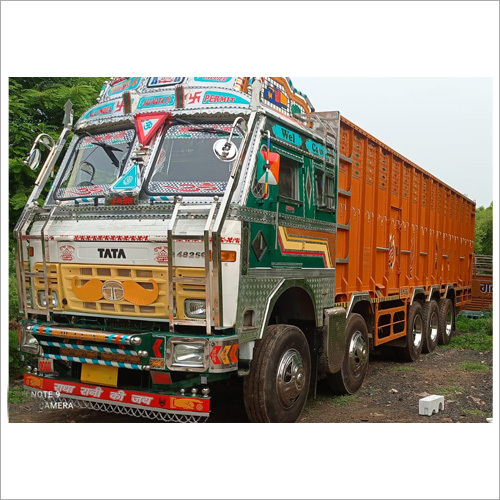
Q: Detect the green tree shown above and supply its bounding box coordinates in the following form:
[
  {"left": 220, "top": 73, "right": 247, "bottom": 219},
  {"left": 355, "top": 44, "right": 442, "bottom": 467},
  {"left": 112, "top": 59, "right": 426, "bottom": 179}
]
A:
[
  {"left": 9, "top": 78, "right": 107, "bottom": 320},
  {"left": 474, "top": 202, "right": 493, "bottom": 255},
  {"left": 9, "top": 77, "right": 108, "bottom": 233}
]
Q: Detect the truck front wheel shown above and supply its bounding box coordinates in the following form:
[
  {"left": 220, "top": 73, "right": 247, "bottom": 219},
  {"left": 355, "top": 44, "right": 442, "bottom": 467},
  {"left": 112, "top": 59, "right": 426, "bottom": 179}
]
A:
[
  {"left": 326, "top": 313, "right": 369, "bottom": 395},
  {"left": 243, "top": 324, "right": 311, "bottom": 423}
]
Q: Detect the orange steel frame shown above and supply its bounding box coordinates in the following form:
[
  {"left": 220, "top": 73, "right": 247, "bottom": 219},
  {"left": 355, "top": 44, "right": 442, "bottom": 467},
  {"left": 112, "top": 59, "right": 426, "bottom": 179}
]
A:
[{"left": 335, "top": 116, "right": 475, "bottom": 346}]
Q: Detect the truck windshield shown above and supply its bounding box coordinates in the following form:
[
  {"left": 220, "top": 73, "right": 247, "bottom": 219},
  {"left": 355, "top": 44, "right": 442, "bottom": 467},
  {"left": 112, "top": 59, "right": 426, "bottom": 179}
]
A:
[
  {"left": 146, "top": 123, "right": 242, "bottom": 195},
  {"left": 55, "top": 129, "right": 135, "bottom": 199}
]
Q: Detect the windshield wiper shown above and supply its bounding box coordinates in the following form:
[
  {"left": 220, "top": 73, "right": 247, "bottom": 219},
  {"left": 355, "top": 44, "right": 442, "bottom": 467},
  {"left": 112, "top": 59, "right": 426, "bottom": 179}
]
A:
[
  {"left": 170, "top": 117, "right": 230, "bottom": 136},
  {"left": 91, "top": 141, "right": 121, "bottom": 169},
  {"left": 186, "top": 126, "right": 230, "bottom": 136}
]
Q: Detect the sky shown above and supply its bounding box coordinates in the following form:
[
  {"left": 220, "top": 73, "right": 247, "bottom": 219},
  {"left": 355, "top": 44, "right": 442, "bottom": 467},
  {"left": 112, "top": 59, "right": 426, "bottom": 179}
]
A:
[
  {"left": 290, "top": 77, "right": 493, "bottom": 208},
  {"left": 1, "top": 2, "right": 499, "bottom": 500}
]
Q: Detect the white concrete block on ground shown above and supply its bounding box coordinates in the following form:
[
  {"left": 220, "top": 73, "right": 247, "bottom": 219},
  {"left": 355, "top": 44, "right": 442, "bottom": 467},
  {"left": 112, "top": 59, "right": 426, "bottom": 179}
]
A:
[{"left": 419, "top": 395, "right": 445, "bottom": 416}]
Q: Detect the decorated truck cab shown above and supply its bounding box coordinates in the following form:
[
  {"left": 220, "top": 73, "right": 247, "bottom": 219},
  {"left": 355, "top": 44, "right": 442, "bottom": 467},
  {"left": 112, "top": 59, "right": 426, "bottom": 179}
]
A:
[{"left": 16, "top": 77, "right": 474, "bottom": 422}]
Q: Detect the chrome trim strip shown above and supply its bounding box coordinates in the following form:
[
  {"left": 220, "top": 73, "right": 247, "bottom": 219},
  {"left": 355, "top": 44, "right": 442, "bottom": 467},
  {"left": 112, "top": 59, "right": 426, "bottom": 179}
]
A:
[
  {"left": 248, "top": 268, "right": 335, "bottom": 278},
  {"left": 259, "top": 279, "right": 286, "bottom": 338}
]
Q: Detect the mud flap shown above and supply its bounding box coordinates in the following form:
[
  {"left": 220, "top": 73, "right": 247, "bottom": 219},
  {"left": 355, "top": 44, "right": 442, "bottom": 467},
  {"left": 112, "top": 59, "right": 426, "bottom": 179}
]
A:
[{"left": 319, "top": 307, "right": 346, "bottom": 374}]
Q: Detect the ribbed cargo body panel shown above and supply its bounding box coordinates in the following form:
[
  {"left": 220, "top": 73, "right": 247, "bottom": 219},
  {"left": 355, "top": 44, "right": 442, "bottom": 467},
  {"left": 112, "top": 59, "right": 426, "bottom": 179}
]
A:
[{"left": 336, "top": 116, "right": 475, "bottom": 300}]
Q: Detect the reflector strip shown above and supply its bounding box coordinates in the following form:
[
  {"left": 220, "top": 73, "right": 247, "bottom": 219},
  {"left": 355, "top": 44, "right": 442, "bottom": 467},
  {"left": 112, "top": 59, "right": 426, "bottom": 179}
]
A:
[
  {"left": 39, "top": 341, "right": 139, "bottom": 356},
  {"left": 31, "top": 325, "right": 140, "bottom": 345},
  {"left": 42, "top": 353, "right": 147, "bottom": 371}
]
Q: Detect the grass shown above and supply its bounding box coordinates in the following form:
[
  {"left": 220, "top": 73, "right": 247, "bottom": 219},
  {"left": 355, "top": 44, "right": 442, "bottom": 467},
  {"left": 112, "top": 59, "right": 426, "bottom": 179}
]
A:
[
  {"left": 462, "top": 408, "right": 488, "bottom": 416},
  {"left": 443, "top": 332, "right": 493, "bottom": 351},
  {"left": 459, "top": 362, "right": 490, "bottom": 372},
  {"left": 8, "top": 384, "right": 30, "bottom": 404},
  {"left": 433, "top": 386, "right": 465, "bottom": 396},
  {"left": 311, "top": 393, "right": 358, "bottom": 407},
  {"left": 455, "top": 315, "right": 493, "bottom": 336},
  {"left": 330, "top": 395, "right": 358, "bottom": 407},
  {"left": 391, "top": 365, "right": 415, "bottom": 373}
]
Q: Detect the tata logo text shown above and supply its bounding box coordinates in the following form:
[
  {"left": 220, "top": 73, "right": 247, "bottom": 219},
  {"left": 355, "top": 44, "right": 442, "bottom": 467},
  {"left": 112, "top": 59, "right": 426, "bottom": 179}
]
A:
[{"left": 97, "top": 248, "right": 126, "bottom": 259}]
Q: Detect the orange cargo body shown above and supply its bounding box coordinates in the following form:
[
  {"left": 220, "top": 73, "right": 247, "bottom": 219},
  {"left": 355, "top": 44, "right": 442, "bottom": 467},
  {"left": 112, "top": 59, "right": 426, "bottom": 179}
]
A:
[{"left": 335, "top": 116, "right": 475, "bottom": 343}]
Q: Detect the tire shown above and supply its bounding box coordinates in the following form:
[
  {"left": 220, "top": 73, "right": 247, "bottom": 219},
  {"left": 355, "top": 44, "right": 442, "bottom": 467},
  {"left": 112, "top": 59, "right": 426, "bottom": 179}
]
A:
[
  {"left": 326, "top": 313, "right": 369, "bottom": 395},
  {"left": 243, "top": 324, "right": 311, "bottom": 423},
  {"left": 421, "top": 300, "right": 440, "bottom": 353},
  {"left": 398, "top": 302, "right": 424, "bottom": 361},
  {"left": 438, "top": 298, "right": 454, "bottom": 345}
]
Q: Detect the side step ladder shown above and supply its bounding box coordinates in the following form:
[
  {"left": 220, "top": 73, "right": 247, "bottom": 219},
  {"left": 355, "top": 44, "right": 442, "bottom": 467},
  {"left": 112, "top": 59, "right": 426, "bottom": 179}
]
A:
[
  {"left": 167, "top": 196, "right": 221, "bottom": 334},
  {"left": 14, "top": 204, "right": 58, "bottom": 320}
]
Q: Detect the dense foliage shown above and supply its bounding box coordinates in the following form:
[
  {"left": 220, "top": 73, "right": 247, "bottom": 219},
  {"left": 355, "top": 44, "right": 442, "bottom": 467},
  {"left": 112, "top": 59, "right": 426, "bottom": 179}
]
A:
[
  {"left": 8, "top": 78, "right": 107, "bottom": 321},
  {"left": 474, "top": 202, "right": 493, "bottom": 256},
  {"left": 9, "top": 77, "right": 107, "bottom": 232}
]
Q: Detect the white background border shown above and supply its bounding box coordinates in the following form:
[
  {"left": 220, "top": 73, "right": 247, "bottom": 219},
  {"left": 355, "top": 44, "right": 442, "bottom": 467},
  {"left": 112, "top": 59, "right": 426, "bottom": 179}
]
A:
[{"left": 1, "top": 2, "right": 499, "bottom": 499}]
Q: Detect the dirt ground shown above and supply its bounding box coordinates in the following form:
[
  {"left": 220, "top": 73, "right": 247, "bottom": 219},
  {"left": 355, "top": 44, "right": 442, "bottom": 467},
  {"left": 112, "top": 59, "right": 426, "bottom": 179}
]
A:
[{"left": 8, "top": 340, "right": 493, "bottom": 424}]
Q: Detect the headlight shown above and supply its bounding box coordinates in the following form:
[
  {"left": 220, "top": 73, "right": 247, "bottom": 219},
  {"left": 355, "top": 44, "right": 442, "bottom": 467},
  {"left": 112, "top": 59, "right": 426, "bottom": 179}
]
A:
[
  {"left": 173, "top": 343, "right": 205, "bottom": 367},
  {"left": 37, "top": 291, "right": 59, "bottom": 308},
  {"left": 20, "top": 326, "right": 40, "bottom": 354},
  {"left": 167, "top": 338, "right": 208, "bottom": 372},
  {"left": 184, "top": 299, "right": 206, "bottom": 319}
]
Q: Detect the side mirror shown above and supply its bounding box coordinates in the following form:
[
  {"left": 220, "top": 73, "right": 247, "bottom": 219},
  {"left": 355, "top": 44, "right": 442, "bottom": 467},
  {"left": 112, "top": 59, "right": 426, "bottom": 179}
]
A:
[
  {"left": 213, "top": 139, "right": 238, "bottom": 162},
  {"left": 25, "top": 149, "right": 42, "bottom": 170},
  {"left": 24, "top": 133, "right": 56, "bottom": 171},
  {"left": 212, "top": 116, "right": 247, "bottom": 162}
]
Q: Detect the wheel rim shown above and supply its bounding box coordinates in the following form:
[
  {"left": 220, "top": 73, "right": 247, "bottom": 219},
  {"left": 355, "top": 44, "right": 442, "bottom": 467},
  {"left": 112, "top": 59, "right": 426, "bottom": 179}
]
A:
[
  {"left": 445, "top": 309, "right": 453, "bottom": 338},
  {"left": 429, "top": 311, "right": 439, "bottom": 343},
  {"left": 276, "top": 348, "right": 306, "bottom": 409},
  {"left": 348, "top": 331, "right": 368, "bottom": 379},
  {"left": 412, "top": 314, "right": 423, "bottom": 348}
]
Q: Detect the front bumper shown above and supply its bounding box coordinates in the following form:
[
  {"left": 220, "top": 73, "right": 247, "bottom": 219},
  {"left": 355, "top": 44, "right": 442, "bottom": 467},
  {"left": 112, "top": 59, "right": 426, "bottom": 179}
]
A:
[{"left": 24, "top": 374, "right": 210, "bottom": 420}]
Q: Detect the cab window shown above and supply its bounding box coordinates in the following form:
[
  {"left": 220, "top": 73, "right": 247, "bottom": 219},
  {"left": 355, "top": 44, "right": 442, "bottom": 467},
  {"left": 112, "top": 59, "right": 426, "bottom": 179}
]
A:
[
  {"left": 279, "top": 155, "right": 300, "bottom": 201},
  {"left": 315, "top": 171, "right": 335, "bottom": 211}
]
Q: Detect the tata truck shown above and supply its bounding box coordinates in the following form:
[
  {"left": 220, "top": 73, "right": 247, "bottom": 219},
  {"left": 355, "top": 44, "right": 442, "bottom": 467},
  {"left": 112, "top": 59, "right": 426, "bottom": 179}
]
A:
[{"left": 15, "top": 77, "right": 475, "bottom": 422}]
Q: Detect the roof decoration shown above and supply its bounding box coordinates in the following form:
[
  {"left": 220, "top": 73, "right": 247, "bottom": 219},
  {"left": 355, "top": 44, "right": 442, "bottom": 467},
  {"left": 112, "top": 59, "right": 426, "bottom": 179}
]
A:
[{"left": 78, "top": 77, "right": 314, "bottom": 129}]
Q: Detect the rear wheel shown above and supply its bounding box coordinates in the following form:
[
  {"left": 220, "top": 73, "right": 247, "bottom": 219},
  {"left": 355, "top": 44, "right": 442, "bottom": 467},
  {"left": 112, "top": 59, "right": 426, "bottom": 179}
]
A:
[
  {"left": 398, "top": 302, "right": 424, "bottom": 361},
  {"left": 243, "top": 324, "right": 311, "bottom": 423},
  {"left": 422, "top": 300, "right": 440, "bottom": 353},
  {"left": 438, "top": 298, "right": 454, "bottom": 345},
  {"left": 327, "top": 313, "right": 369, "bottom": 395}
]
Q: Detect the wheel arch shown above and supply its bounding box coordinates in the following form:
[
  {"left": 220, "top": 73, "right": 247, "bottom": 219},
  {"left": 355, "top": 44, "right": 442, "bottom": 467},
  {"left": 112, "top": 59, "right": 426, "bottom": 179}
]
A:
[
  {"left": 262, "top": 280, "right": 317, "bottom": 345},
  {"left": 428, "top": 285, "right": 441, "bottom": 303},
  {"left": 348, "top": 294, "right": 374, "bottom": 336},
  {"left": 445, "top": 285, "right": 456, "bottom": 305},
  {"left": 411, "top": 287, "right": 426, "bottom": 305}
]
